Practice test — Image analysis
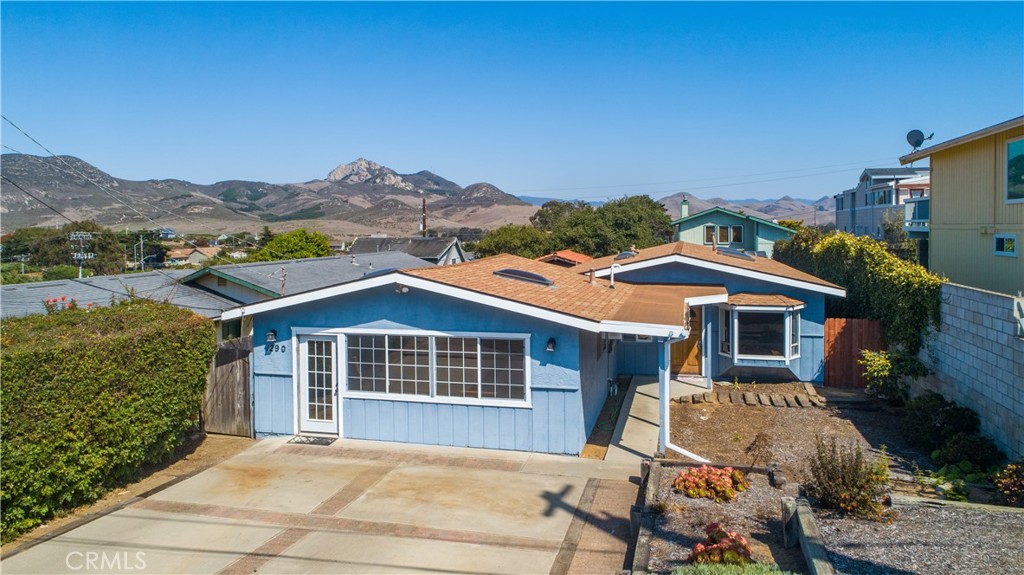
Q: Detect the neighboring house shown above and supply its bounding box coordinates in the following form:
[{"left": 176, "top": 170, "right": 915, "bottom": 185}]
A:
[
  {"left": 899, "top": 174, "right": 932, "bottom": 266},
  {"left": 0, "top": 269, "right": 236, "bottom": 320},
  {"left": 181, "top": 252, "right": 432, "bottom": 338},
  {"left": 900, "top": 116, "right": 1024, "bottom": 296},
  {"left": 157, "top": 228, "right": 177, "bottom": 240},
  {"left": 348, "top": 237, "right": 467, "bottom": 265},
  {"left": 218, "top": 243, "right": 842, "bottom": 454},
  {"left": 579, "top": 241, "right": 845, "bottom": 385},
  {"left": 833, "top": 168, "right": 931, "bottom": 238},
  {"left": 165, "top": 247, "right": 220, "bottom": 266},
  {"left": 670, "top": 199, "right": 796, "bottom": 257},
  {"left": 536, "top": 249, "right": 592, "bottom": 268}
]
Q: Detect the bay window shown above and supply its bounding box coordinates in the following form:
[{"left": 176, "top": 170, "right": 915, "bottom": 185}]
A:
[{"left": 718, "top": 305, "right": 802, "bottom": 361}]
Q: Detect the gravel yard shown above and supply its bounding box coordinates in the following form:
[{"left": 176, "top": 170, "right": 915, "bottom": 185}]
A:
[
  {"left": 817, "top": 503, "right": 1024, "bottom": 575},
  {"left": 647, "top": 468, "right": 807, "bottom": 573}
]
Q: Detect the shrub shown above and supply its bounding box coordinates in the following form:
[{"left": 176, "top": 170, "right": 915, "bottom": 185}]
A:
[
  {"left": 805, "top": 436, "right": 891, "bottom": 519},
  {"left": 995, "top": 461, "right": 1024, "bottom": 507},
  {"left": 687, "top": 523, "right": 753, "bottom": 565},
  {"left": 932, "top": 432, "right": 1006, "bottom": 469},
  {"left": 899, "top": 392, "right": 979, "bottom": 452},
  {"left": 859, "top": 350, "right": 928, "bottom": 405},
  {"left": 674, "top": 564, "right": 797, "bottom": 575},
  {"left": 0, "top": 301, "right": 216, "bottom": 541},
  {"left": 674, "top": 465, "right": 749, "bottom": 503}
]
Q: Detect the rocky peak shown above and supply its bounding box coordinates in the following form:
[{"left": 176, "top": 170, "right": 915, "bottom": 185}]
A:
[{"left": 327, "top": 158, "right": 413, "bottom": 191}]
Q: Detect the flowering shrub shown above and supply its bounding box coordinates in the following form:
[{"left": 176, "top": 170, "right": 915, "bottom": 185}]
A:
[
  {"left": 687, "top": 523, "right": 753, "bottom": 565},
  {"left": 995, "top": 461, "right": 1024, "bottom": 507},
  {"left": 805, "top": 436, "right": 891, "bottom": 519},
  {"left": 674, "top": 465, "right": 749, "bottom": 503}
]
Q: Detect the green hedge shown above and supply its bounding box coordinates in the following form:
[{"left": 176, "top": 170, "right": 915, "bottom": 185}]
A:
[
  {"left": 0, "top": 301, "right": 216, "bottom": 541},
  {"left": 774, "top": 230, "right": 943, "bottom": 354}
]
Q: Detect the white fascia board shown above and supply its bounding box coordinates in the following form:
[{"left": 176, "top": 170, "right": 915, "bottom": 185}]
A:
[
  {"left": 685, "top": 294, "right": 729, "bottom": 306},
  {"left": 728, "top": 304, "right": 807, "bottom": 312},
  {"left": 593, "top": 255, "right": 846, "bottom": 298},
  {"left": 598, "top": 320, "right": 689, "bottom": 339},
  {"left": 223, "top": 272, "right": 609, "bottom": 333}
]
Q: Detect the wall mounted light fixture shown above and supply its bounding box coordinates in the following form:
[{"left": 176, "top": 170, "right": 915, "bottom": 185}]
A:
[
  {"left": 395, "top": 285, "right": 410, "bottom": 294},
  {"left": 546, "top": 337, "right": 556, "bottom": 352},
  {"left": 266, "top": 329, "right": 277, "bottom": 343}
]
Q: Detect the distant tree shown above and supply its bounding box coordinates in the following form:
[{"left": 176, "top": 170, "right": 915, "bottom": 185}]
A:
[
  {"left": 43, "top": 265, "right": 86, "bottom": 281},
  {"left": 530, "top": 200, "right": 592, "bottom": 231},
  {"left": 594, "top": 195, "right": 673, "bottom": 250},
  {"left": 258, "top": 225, "right": 276, "bottom": 248},
  {"left": 881, "top": 211, "right": 917, "bottom": 263},
  {"left": 550, "top": 209, "right": 619, "bottom": 257},
  {"left": 248, "top": 229, "right": 331, "bottom": 262},
  {"left": 777, "top": 220, "right": 804, "bottom": 231},
  {"left": 474, "top": 225, "right": 552, "bottom": 259}
]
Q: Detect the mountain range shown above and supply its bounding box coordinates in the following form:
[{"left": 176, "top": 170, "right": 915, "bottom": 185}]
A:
[{"left": 0, "top": 154, "right": 835, "bottom": 235}]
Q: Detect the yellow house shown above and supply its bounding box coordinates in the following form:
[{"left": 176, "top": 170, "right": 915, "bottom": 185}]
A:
[{"left": 901, "top": 116, "right": 1024, "bottom": 296}]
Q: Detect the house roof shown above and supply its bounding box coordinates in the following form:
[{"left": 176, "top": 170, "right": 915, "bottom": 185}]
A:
[
  {"left": 536, "top": 249, "right": 593, "bottom": 265},
  {"left": 194, "top": 247, "right": 220, "bottom": 257},
  {"left": 222, "top": 253, "right": 728, "bottom": 337},
  {"left": 0, "top": 270, "right": 237, "bottom": 319},
  {"left": 166, "top": 248, "right": 194, "bottom": 259},
  {"left": 182, "top": 253, "right": 432, "bottom": 299},
  {"left": 669, "top": 206, "right": 797, "bottom": 235},
  {"left": 895, "top": 175, "right": 930, "bottom": 189},
  {"left": 861, "top": 168, "right": 929, "bottom": 178},
  {"left": 901, "top": 116, "right": 1024, "bottom": 164},
  {"left": 348, "top": 237, "right": 462, "bottom": 260},
  {"left": 727, "top": 293, "right": 804, "bottom": 308},
  {"left": 578, "top": 241, "right": 845, "bottom": 297}
]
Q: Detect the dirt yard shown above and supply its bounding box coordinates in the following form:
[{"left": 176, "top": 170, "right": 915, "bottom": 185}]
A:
[{"left": 1, "top": 433, "right": 254, "bottom": 555}]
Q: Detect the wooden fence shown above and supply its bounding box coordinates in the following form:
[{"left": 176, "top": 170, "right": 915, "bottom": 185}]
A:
[
  {"left": 203, "top": 336, "right": 253, "bottom": 437},
  {"left": 824, "top": 318, "right": 883, "bottom": 388}
]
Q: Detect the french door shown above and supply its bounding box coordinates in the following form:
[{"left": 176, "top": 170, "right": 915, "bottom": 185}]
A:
[{"left": 299, "top": 337, "right": 339, "bottom": 434}]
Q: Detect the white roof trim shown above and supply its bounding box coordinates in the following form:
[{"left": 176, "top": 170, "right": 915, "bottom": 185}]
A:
[
  {"left": 685, "top": 294, "right": 730, "bottom": 306},
  {"left": 221, "top": 271, "right": 688, "bottom": 336},
  {"left": 593, "top": 254, "right": 846, "bottom": 297}
]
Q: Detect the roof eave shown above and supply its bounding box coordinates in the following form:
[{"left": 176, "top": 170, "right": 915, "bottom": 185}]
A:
[{"left": 900, "top": 116, "right": 1024, "bottom": 164}]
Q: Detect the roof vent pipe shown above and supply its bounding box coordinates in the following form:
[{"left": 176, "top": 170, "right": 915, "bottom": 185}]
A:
[
  {"left": 609, "top": 263, "right": 621, "bottom": 289},
  {"left": 589, "top": 269, "right": 596, "bottom": 285}
]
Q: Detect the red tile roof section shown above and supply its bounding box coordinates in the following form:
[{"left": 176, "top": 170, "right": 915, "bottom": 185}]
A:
[
  {"left": 578, "top": 242, "right": 843, "bottom": 291},
  {"left": 536, "top": 249, "right": 593, "bottom": 264}
]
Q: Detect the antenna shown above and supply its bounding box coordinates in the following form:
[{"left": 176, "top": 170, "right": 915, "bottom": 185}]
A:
[{"left": 906, "top": 129, "right": 934, "bottom": 151}]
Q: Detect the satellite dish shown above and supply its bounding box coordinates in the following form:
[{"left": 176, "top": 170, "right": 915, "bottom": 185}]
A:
[{"left": 906, "top": 129, "right": 934, "bottom": 150}]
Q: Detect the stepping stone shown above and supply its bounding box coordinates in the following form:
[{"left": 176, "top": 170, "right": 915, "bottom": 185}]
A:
[
  {"left": 808, "top": 396, "right": 824, "bottom": 407},
  {"left": 717, "top": 392, "right": 730, "bottom": 404},
  {"left": 803, "top": 383, "right": 818, "bottom": 396},
  {"left": 784, "top": 395, "right": 799, "bottom": 407},
  {"left": 795, "top": 394, "right": 811, "bottom": 408},
  {"left": 729, "top": 391, "right": 743, "bottom": 404},
  {"left": 703, "top": 392, "right": 715, "bottom": 403},
  {"left": 770, "top": 394, "right": 787, "bottom": 407},
  {"left": 678, "top": 395, "right": 691, "bottom": 404},
  {"left": 743, "top": 392, "right": 757, "bottom": 406},
  {"left": 757, "top": 393, "right": 771, "bottom": 406},
  {"left": 692, "top": 394, "right": 703, "bottom": 404}
]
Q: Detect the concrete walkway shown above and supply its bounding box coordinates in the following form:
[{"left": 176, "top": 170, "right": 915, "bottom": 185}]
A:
[
  {"left": 2, "top": 438, "right": 640, "bottom": 575},
  {"left": 604, "top": 375, "right": 705, "bottom": 464}
]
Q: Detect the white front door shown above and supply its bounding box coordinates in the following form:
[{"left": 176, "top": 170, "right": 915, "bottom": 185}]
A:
[{"left": 299, "top": 337, "right": 339, "bottom": 434}]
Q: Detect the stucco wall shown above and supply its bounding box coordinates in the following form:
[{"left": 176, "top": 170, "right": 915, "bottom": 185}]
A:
[
  {"left": 912, "top": 282, "right": 1024, "bottom": 459},
  {"left": 248, "top": 285, "right": 592, "bottom": 454}
]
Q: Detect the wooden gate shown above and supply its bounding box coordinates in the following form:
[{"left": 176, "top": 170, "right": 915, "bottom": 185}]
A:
[
  {"left": 203, "top": 336, "right": 253, "bottom": 436},
  {"left": 824, "top": 318, "right": 883, "bottom": 388}
]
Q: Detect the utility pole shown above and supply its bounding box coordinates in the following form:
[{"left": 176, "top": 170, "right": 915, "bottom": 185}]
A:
[
  {"left": 420, "top": 190, "right": 427, "bottom": 238},
  {"left": 69, "top": 231, "right": 95, "bottom": 279}
]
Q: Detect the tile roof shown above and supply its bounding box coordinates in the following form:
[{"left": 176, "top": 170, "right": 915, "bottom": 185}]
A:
[
  {"left": 727, "top": 293, "right": 804, "bottom": 307},
  {"left": 401, "top": 254, "right": 725, "bottom": 327},
  {"left": 536, "top": 250, "right": 592, "bottom": 264},
  {"left": 578, "top": 241, "right": 843, "bottom": 292},
  {"left": 1, "top": 270, "right": 237, "bottom": 319}
]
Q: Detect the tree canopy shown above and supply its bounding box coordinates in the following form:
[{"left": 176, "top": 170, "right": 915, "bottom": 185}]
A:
[
  {"left": 473, "top": 225, "right": 551, "bottom": 259},
  {"left": 248, "top": 229, "right": 331, "bottom": 262}
]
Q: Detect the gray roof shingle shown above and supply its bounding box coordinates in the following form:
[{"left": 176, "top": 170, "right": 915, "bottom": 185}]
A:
[{"left": 348, "top": 237, "right": 459, "bottom": 260}]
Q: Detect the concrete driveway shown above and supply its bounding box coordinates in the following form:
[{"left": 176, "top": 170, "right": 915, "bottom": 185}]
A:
[{"left": 2, "top": 437, "right": 640, "bottom": 575}]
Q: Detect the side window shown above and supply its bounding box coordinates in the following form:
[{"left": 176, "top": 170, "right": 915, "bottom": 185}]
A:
[{"left": 704, "top": 225, "right": 715, "bottom": 244}]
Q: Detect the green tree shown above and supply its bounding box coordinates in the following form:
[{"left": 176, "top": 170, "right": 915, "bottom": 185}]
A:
[
  {"left": 594, "top": 195, "right": 673, "bottom": 251},
  {"left": 474, "top": 225, "right": 552, "bottom": 259},
  {"left": 529, "top": 200, "right": 592, "bottom": 231},
  {"left": 258, "top": 225, "right": 276, "bottom": 248},
  {"left": 248, "top": 229, "right": 331, "bottom": 262},
  {"left": 550, "top": 209, "right": 619, "bottom": 256}
]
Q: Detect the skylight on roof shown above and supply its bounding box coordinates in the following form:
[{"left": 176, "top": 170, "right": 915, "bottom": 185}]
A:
[
  {"left": 717, "top": 246, "right": 755, "bottom": 261},
  {"left": 493, "top": 268, "right": 553, "bottom": 286},
  {"left": 614, "top": 251, "right": 638, "bottom": 260}
]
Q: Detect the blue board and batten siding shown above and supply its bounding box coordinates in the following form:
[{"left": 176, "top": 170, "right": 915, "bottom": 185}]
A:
[
  {"left": 249, "top": 285, "right": 607, "bottom": 454},
  {"left": 614, "top": 262, "right": 828, "bottom": 383}
]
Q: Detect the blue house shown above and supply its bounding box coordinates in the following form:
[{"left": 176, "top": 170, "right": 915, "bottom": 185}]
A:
[
  {"left": 221, "top": 244, "right": 842, "bottom": 456},
  {"left": 671, "top": 199, "right": 797, "bottom": 257}
]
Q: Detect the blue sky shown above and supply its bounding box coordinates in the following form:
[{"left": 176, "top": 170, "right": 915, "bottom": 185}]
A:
[{"left": 2, "top": 1, "right": 1022, "bottom": 202}]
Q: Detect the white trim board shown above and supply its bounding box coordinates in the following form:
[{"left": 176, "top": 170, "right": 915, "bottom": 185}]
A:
[{"left": 592, "top": 254, "right": 846, "bottom": 297}]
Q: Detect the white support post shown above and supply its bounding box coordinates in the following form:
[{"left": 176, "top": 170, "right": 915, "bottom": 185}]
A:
[{"left": 657, "top": 339, "right": 670, "bottom": 454}]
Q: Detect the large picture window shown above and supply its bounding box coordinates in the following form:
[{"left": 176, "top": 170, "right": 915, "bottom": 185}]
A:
[
  {"left": 737, "top": 312, "right": 786, "bottom": 357},
  {"left": 717, "top": 225, "right": 730, "bottom": 244},
  {"left": 1008, "top": 137, "right": 1024, "bottom": 203},
  {"left": 346, "top": 333, "right": 528, "bottom": 404}
]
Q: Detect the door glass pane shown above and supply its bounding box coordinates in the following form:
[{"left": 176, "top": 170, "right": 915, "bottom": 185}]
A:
[{"left": 306, "top": 339, "right": 334, "bottom": 421}]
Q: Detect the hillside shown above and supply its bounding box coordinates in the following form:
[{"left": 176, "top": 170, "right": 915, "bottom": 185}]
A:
[{"left": 0, "top": 155, "right": 534, "bottom": 235}]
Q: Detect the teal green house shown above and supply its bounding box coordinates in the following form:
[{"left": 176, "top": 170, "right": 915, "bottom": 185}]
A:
[{"left": 671, "top": 199, "right": 796, "bottom": 257}]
